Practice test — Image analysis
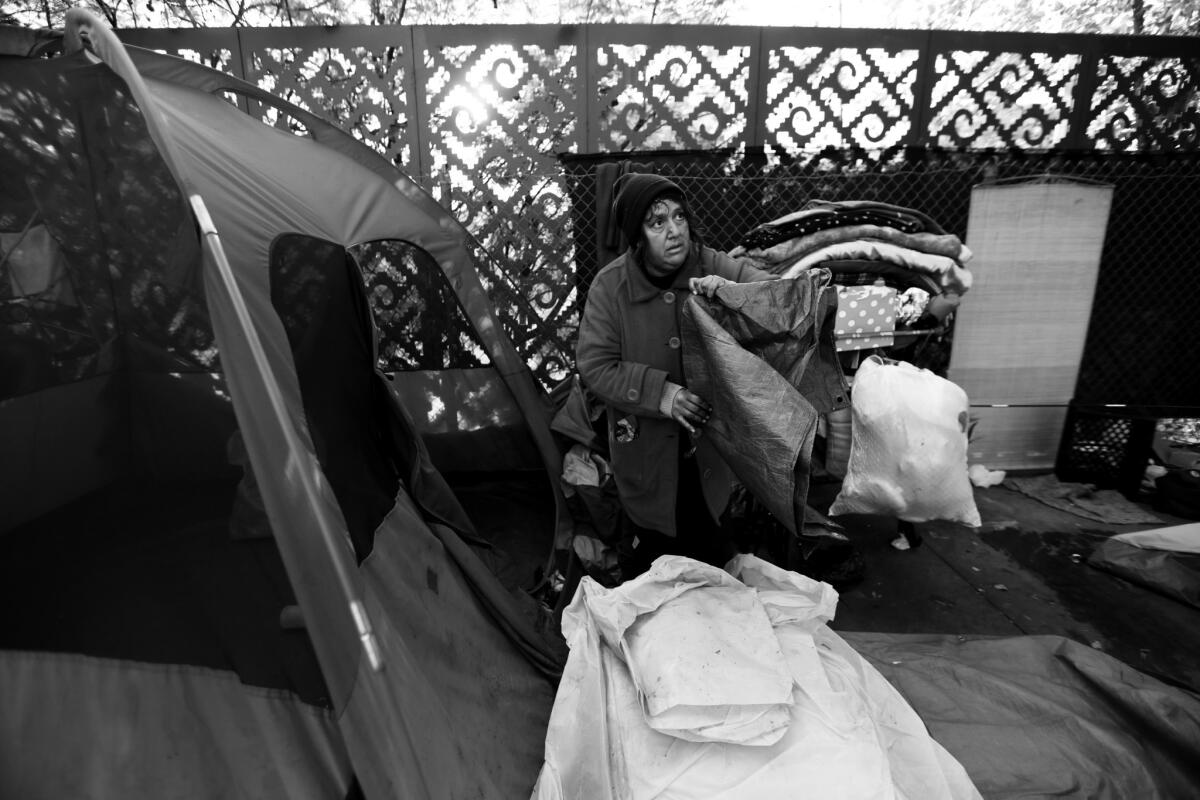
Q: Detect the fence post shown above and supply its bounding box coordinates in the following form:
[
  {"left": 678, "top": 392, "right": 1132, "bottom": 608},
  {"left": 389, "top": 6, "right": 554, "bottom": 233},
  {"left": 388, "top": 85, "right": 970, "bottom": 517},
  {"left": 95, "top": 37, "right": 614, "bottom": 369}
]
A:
[
  {"left": 579, "top": 25, "right": 594, "bottom": 153},
  {"left": 908, "top": 29, "right": 938, "bottom": 149},
  {"left": 402, "top": 25, "right": 431, "bottom": 192},
  {"left": 231, "top": 27, "right": 247, "bottom": 83},
  {"left": 746, "top": 27, "right": 767, "bottom": 152},
  {"left": 1066, "top": 47, "right": 1099, "bottom": 152},
  {"left": 227, "top": 28, "right": 247, "bottom": 114}
]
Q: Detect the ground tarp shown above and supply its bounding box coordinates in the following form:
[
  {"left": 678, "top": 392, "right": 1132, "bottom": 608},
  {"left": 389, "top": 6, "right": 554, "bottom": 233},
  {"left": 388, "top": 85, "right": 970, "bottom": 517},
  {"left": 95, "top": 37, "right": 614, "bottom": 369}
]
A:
[
  {"left": 845, "top": 631, "right": 1200, "bottom": 799},
  {"left": 1088, "top": 524, "right": 1200, "bottom": 611},
  {"left": 1004, "top": 474, "right": 1162, "bottom": 524}
]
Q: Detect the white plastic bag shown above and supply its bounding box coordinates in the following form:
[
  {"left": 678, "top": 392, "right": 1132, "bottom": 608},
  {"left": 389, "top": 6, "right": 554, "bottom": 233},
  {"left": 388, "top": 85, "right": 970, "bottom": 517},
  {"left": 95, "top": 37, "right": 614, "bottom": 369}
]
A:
[
  {"left": 531, "top": 555, "right": 981, "bottom": 800},
  {"left": 829, "top": 357, "right": 981, "bottom": 526}
]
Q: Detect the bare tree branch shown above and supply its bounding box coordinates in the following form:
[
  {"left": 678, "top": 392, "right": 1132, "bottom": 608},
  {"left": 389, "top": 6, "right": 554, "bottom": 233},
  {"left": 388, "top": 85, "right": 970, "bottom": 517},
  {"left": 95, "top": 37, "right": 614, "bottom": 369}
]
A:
[{"left": 2, "top": 0, "right": 1194, "bottom": 35}]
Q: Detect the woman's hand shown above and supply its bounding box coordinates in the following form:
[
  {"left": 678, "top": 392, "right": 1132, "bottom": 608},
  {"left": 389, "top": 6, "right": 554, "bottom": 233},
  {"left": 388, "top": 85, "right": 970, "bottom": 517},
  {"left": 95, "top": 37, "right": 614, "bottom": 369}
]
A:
[
  {"left": 689, "top": 275, "right": 731, "bottom": 298},
  {"left": 670, "top": 388, "right": 712, "bottom": 435}
]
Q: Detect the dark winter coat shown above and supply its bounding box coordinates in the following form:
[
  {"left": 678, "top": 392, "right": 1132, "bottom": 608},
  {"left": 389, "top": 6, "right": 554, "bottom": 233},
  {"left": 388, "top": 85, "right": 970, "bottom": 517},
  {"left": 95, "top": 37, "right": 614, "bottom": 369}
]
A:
[{"left": 576, "top": 244, "right": 774, "bottom": 537}]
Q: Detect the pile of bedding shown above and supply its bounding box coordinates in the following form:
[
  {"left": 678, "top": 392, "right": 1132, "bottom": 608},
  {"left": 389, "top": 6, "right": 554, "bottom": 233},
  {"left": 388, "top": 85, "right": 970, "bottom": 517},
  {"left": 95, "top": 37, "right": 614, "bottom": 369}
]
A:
[{"left": 730, "top": 200, "right": 974, "bottom": 348}]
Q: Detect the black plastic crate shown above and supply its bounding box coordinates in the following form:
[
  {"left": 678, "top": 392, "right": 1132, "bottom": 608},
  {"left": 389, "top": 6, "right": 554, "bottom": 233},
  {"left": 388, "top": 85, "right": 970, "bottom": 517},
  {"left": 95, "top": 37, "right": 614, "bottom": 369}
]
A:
[{"left": 1055, "top": 405, "right": 1158, "bottom": 498}]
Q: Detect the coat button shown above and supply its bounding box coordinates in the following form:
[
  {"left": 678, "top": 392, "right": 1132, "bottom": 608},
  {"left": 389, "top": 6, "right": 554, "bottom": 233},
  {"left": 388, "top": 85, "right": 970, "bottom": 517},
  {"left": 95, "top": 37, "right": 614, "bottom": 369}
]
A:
[
  {"left": 626, "top": 388, "right": 639, "bottom": 401},
  {"left": 663, "top": 291, "right": 676, "bottom": 304},
  {"left": 703, "top": 468, "right": 712, "bottom": 479},
  {"left": 668, "top": 336, "right": 681, "bottom": 349}
]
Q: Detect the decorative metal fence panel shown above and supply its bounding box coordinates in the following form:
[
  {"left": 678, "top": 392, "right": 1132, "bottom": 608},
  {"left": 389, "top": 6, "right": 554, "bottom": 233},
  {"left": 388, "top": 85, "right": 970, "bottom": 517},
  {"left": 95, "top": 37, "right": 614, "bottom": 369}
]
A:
[
  {"left": 116, "top": 24, "right": 1200, "bottom": 403},
  {"left": 585, "top": 26, "right": 757, "bottom": 152}
]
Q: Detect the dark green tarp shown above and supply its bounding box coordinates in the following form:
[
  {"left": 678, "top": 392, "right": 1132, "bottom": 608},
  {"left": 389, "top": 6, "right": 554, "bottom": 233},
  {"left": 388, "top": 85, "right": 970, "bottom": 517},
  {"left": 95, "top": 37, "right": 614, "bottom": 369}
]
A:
[
  {"left": 846, "top": 632, "right": 1200, "bottom": 799},
  {"left": 680, "top": 271, "right": 849, "bottom": 534},
  {"left": 1089, "top": 527, "right": 1200, "bottom": 611}
]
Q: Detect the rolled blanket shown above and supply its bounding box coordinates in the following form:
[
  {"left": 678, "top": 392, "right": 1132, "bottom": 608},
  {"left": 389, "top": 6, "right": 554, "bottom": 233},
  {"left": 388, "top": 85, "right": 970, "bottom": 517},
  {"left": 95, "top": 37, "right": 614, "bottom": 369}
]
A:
[
  {"left": 781, "top": 240, "right": 973, "bottom": 294},
  {"left": 741, "top": 224, "right": 972, "bottom": 267},
  {"left": 739, "top": 206, "right": 925, "bottom": 250},
  {"left": 802, "top": 199, "right": 948, "bottom": 235}
]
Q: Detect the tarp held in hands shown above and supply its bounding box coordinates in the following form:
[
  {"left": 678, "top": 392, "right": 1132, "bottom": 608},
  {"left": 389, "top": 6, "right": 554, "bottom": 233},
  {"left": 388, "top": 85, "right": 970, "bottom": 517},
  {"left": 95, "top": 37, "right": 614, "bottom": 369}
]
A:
[{"left": 680, "top": 272, "right": 849, "bottom": 535}]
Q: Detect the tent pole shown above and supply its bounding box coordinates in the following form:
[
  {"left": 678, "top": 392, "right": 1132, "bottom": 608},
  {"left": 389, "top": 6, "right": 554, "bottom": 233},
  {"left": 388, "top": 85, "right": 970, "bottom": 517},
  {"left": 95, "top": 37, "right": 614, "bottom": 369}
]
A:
[{"left": 189, "top": 194, "right": 384, "bottom": 674}]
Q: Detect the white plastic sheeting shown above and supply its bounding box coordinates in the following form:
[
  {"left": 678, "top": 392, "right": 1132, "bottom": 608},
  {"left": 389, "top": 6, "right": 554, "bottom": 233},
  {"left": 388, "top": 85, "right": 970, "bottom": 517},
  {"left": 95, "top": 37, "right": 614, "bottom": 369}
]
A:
[
  {"left": 1111, "top": 523, "right": 1200, "bottom": 554},
  {"left": 532, "top": 555, "right": 981, "bottom": 800}
]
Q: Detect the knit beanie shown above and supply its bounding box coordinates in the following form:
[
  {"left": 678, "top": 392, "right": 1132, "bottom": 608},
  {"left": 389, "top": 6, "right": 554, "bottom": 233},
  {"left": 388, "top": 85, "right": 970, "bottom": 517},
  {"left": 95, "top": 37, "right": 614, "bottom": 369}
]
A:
[{"left": 612, "top": 172, "right": 685, "bottom": 250}]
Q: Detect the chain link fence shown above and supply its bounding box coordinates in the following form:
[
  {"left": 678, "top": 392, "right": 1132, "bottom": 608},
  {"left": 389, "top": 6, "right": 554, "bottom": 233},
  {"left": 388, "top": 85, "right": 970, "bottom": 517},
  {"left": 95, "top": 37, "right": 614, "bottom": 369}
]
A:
[{"left": 556, "top": 147, "right": 1200, "bottom": 410}]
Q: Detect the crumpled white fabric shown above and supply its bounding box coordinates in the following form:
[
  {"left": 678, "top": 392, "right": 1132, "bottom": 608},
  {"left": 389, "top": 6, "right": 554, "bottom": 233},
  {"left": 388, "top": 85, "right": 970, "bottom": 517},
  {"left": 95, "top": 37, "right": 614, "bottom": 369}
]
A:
[
  {"left": 968, "top": 463, "right": 1007, "bottom": 488},
  {"left": 531, "top": 555, "right": 982, "bottom": 800}
]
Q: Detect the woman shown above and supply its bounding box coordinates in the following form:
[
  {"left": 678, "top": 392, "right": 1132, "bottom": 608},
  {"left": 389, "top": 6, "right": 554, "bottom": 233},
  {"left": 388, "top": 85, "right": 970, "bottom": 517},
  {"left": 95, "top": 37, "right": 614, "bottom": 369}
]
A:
[{"left": 575, "top": 172, "right": 775, "bottom": 577}]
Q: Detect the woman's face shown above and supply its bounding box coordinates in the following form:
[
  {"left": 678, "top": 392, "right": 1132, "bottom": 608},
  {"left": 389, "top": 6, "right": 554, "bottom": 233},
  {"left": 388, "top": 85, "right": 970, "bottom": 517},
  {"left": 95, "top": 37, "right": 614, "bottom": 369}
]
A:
[{"left": 641, "top": 197, "right": 690, "bottom": 277}]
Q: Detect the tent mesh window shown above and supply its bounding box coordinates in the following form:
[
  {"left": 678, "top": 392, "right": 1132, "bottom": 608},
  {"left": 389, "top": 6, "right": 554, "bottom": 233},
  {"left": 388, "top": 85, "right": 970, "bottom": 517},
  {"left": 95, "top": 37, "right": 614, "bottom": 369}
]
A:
[
  {"left": 0, "top": 51, "right": 215, "bottom": 400},
  {"left": 351, "top": 239, "right": 490, "bottom": 373}
]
